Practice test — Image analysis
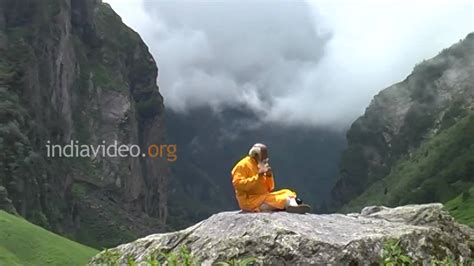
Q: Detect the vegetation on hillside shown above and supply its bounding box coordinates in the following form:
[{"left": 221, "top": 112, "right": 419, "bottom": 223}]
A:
[
  {"left": 0, "top": 210, "right": 98, "bottom": 265},
  {"left": 342, "top": 114, "right": 474, "bottom": 227},
  {"left": 445, "top": 186, "right": 474, "bottom": 228},
  {"left": 332, "top": 33, "right": 474, "bottom": 211}
]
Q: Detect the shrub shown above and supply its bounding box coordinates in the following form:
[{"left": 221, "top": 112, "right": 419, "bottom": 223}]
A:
[
  {"left": 95, "top": 249, "right": 121, "bottom": 265},
  {"left": 381, "top": 239, "right": 412, "bottom": 266}
]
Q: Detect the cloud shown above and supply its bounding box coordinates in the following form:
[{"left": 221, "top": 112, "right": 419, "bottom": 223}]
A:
[{"left": 106, "top": 0, "right": 474, "bottom": 129}]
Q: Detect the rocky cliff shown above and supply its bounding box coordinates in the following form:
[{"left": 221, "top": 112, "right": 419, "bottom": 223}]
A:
[
  {"left": 331, "top": 33, "right": 474, "bottom": 215},
  {"left": 0, "top": 0, "right": 168, "bottom": 248},
  {"left": 89, "top": 203, "right": 473, "bottom": 265}
]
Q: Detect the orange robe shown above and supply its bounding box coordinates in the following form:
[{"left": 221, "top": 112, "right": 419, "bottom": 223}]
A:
[{"left": 231, "top": 156, "right": 296, "bottom": 211}]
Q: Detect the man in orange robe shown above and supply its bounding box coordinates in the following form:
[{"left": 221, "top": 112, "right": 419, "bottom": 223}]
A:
[{"left": 231, "top": 143, "right": 311, "bottom": 213}]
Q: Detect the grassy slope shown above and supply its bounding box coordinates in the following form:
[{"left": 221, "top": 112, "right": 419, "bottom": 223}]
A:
[
  {"left": 341, "top": 114, "right": 474, "bottom": 226},
  {"left": 0, "top": 211, "right": 98, "bottom": 265},
  {"left": 445, "top": 186, "right": 474, "bottom": 228}
]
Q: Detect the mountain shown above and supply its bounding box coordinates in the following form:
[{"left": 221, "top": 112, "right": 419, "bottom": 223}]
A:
[
  {"left": 89, "top": 203, "right": 473, "bottom": 265},
  {"left": 165, "top": 106, "right": 346, "bottom": 228},
  {"left": 331, "top": 33, "right": 474, "bottom": 222},
  {"left": 0, "top": 0, "right": 168, "bottom": 248},
  {"left": 0, "top": 210, "right": 97, "bottom": 265}
]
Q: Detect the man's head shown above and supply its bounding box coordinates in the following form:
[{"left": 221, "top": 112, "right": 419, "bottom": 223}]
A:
[{"left": 248, "top": 143, "right": 268, "bottom": 162}]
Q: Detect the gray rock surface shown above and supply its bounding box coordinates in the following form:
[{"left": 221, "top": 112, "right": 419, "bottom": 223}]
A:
[{"left": 89, "top": 203, "right": 473, "bottom": 265}]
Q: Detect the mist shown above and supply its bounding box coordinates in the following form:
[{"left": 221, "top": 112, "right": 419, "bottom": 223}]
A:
[{"left": 106, "top": 0, "right": 474, "bottom": 129}]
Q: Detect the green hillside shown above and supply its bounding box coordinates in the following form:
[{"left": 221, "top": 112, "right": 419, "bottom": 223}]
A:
[
  {"left": 341, "top": 114, "right": 474, "bottom": 226},
  {"left": 445, "top": 186, "right": 474, "bottom": 228},
  {"left": 0, "top": 211, "right": 98, "bottom": 265}
]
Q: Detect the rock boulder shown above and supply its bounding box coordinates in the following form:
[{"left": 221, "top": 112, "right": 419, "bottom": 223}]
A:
[{"left": 89, "top": 203, "right": 473, "bottom": 265}]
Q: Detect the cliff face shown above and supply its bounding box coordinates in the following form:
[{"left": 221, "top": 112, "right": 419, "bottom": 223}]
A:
[
  {"left": 331, "top": 33, "right": 473, "bottom": 212},
  {"left": 89, "top": 204, "right": 474, "bottom": 265},
  {"left": 0, "top": 0, "right": 168, "bottom": 248}
]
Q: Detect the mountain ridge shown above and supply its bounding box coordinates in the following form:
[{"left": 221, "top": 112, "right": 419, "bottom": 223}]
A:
[{"left": 331, "top": 32, "right": 474, "bottom": 218}]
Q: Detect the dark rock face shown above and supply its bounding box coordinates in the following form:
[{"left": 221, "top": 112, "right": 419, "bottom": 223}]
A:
[
  {"left": 331, "top": 33, "right": 474, "bottom": 209},
  {"left": 0, "top": 186, "right": 17, "bottom": 215},
  {"left": 89, "top": 203, "right": 474, "bottom": 265},
  {"left": 0, "top": 0, "right": 168, "bottom": 247}
]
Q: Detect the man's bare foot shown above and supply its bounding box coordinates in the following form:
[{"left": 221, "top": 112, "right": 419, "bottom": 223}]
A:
[{"left": 286, "top": 204, "right": 311, "bottom": 214}]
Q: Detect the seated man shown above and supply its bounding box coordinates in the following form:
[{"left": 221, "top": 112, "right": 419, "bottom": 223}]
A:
[{"left": 231, "top": 143, "right": 311, "bottom": 214}]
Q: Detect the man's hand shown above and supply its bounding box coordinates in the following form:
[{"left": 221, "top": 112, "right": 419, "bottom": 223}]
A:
[
  {"left": 264, "top": 167, "right": 273, "bottom": 177},
  {"left": 258, "top": 160, "right": 272, "bottom": 177}
]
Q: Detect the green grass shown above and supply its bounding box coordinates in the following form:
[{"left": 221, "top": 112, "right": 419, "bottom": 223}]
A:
[
  {"left": 0, "top": 211, "right": 98, "bottom": 265},
  {"left": 341, "top": 114, "right": 474, "bottom": 228},
  {"left": 445, "top": 186, "right": 474, "bottom": 227}
]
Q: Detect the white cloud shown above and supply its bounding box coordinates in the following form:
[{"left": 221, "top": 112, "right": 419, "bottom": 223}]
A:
[{"left": 106, "top": 0, "right": 474, "bottom": 129}]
